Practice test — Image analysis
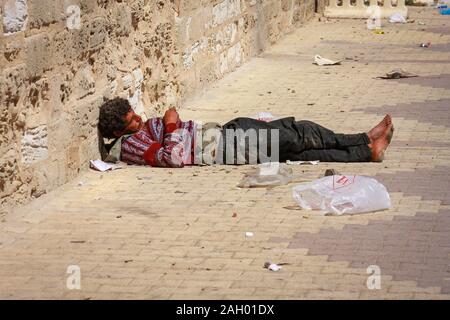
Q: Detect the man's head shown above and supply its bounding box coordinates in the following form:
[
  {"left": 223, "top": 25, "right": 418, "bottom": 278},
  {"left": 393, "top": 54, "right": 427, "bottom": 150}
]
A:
[{"left": 98, "top": 98, "right": 144, "bottom": 138}]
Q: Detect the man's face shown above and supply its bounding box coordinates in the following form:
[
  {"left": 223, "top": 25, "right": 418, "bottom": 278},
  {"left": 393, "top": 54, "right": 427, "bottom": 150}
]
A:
[{"left": 115, "top": 110, "right": 144, "bottom": 136}]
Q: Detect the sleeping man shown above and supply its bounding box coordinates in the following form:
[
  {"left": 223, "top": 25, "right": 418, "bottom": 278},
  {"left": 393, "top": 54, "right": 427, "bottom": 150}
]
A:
[{"left": 98, "top": 98, "right": 393, "bottom": 168}]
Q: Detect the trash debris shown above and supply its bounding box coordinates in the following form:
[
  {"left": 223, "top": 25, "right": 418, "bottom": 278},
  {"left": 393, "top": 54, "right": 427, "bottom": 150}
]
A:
[
  {"left": 373, "top": 30, "right": 385, "bottom": 35},
  {"left": 78, "top": 181, "right": 85, "bottom": 187},
  {"left": 232, "top": 212, "right": 237, "bottom": 218},
  {"left": 418, "top": 21, "right": 426, "bottom": 25},
  {"left": 286, "top": 160, "right": 320, "bottom": 166},
  {"left": 420, "top": 42, "right": 431, "bottom": 48},
  {"left": 245, "top": 232, "right": 254, "bottom": 237},
  {"left": 292, "top": 175, "right": 391, "bottom": 215},
  {"left": 437, "top": 2, "right": 448, "bottom": 9},
  {"left": 90, "top": 159, "right": 123, "bottom": 172},
  {"left": 268, "top": 264, "right": 281, "bottom": 271},
  {"left": 251, "top": 112, "right": 279, "bottom": 122},
  {"left": 283, "top": 205, "right": 302, "bottom": 210},
  {"left": 237, "top": 163, "right": 292, "bottom": 188},
  {"left": 389, "top": 12, "right": 407, "bottom": 24},
  {"left": 440, "top": 8, "right": 450, "bottom": 14},
  {"left": 263, "top": 262, "right": 282, "bottom": 271},
  {"left": 137, "top": 176, "right": 152, "bottom": 181},
  {"left": 70, "top": 240, "right": 86, "bottom": 244},
  {"left": 324, "top": 169, "right": 340, "bottom": 177},
  {"left": 377, "top": 69, "right": 418, "bottom": 79},
  {"left": 313, "top": 54, "right": 343, "bottom": 66}
]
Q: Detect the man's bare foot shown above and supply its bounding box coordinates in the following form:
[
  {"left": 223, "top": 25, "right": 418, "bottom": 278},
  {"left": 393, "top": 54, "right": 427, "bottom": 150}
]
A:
[
  {"left": 369, "top": 121, "right": 393, "bottom": 162},
  {"left": 367, "top": 114, "right": 392, "bottom": 143},
  {"left": 369, "top": 139, "right": 386, "bottom": 162}
]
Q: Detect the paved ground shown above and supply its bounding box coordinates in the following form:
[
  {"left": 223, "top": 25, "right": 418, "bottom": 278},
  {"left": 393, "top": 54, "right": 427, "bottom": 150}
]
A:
[{"left": 1, "top": 7, "right": 450, "bottom": 300}]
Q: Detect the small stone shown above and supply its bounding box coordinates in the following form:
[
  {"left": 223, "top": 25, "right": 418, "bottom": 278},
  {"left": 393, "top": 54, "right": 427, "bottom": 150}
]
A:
[{"left": 325, "top": 169, "right": 340, "bottom": 177}]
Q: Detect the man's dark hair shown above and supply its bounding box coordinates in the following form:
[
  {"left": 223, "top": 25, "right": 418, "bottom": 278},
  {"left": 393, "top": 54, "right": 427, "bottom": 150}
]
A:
[{"left": 98, "top": 98, "right": 131, "bottom": 138}]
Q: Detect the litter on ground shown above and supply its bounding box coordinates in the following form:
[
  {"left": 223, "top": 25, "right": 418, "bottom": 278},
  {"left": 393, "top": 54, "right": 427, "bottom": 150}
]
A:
[
  {"left": 90, "top": 159, "right": 123, "bottom": 172},
  {"left": 292, "top": 175, "right": 391, "bottom": 215},
  {"left": 377, "top": 69, "right": 418, "bottom": 79},
  {"left": 286, "top": 160, "right": 320, "bottom": 165},
  {"left": 238, "top": 163, "right": 295, "bottom": 188},
  {"left": 263, "top": 262, "right": 282, "bottom": 272},
  {"left": 313, "top": 54, "right": 343, "bottom": 66},
  {"left": 389, "top": 12, "right": 407, "bottom": 24}
]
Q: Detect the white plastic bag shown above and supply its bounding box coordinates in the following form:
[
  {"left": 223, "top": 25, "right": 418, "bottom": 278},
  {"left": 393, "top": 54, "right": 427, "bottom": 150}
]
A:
[
  {"left": 238, "top": 163, "right": 294, "bottom": 188},
  {"left": 292, "top": 175, "right": 391, "bottom": 215},
  {"left": 389, "top": 12, "right": 407, "bottom": 24}
]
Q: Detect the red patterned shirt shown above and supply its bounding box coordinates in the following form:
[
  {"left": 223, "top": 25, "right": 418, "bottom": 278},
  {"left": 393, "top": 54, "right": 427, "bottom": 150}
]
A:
[{"left": 121, "top": 118, "right": 197, "bottom": 167}]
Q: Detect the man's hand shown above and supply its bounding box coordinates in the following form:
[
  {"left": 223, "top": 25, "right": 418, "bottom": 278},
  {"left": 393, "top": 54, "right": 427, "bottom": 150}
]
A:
[{"left": 163, "top": 107, "right": 179, "bottom": 125}]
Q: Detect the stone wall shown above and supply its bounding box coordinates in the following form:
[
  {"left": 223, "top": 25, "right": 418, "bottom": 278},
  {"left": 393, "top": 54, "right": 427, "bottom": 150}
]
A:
[{"left": 0, "top": 0, "right": 319, "bottom": 212}]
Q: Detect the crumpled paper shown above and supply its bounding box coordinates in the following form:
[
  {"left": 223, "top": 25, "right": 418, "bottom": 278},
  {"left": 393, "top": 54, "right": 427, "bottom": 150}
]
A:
[
  {"left": 90, "top": 159, "right": 123, "bottom": 172},
  {"left": 313, "top": 54, "right": 343, "bottom": 66}
]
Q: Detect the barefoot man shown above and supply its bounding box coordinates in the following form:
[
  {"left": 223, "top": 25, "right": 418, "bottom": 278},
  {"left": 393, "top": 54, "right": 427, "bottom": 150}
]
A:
[{"left": 98, "top": 98, "right": 394, "bottom": 167}]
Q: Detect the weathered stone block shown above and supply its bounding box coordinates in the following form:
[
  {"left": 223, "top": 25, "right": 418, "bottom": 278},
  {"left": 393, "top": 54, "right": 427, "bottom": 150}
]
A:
[
  {"left": 27, "top": 0, "right": 64, "bottom": 29},
  {"left": 4, "top": 39, "right": 24, "bottom": 62},
  {"left": 3, "top": 0, "right": 28, "bottom": 34},
  {"left": 102, "top": 80, "right": 118, "bottom": 100},
  {"left": 264, "top": 1, "right": 279, "bottom": 20},
  {"left": 110, "top": 3, "right": 132, "bottom": 37},
  {"left": 122, "top": 74, "right": 133, "bottom": 90},
  {"left": 70, "top": 95, "right": 103, "bottom": 139},
  {"left": 182, "top": 37, "right": 207, "bottom": 70},
  {"left": 79, "top": 0, "right": 96, "bottom": 14},
  {"left": 188, "top": 9, "right": 206, "bottom": 42},
  {"left": 73, "top": 67, "right": 95, "bottom": 100},
  {"left": 25, "top": 33, "right": 52, "bottom": 78},
  {"left": 88, "top": 17, "right": 107, "bottom": 52},
  {"left": 132, "top": 68, "right": 144, "bottom": 88},
  {"left": 199, "top": 59, "right": 219, "bottom": 85},
  {"left": 213, "top": 0, "right": 226, "bottom": 27},
  {"left": 0, "top": 150, "right": 22, "bottom": 198},
  {"left": 21, "top": 125, "right": 48, "bottom": 164},
  {"left": 1, "top": 64, "right": 25, "bottom": 107},
  {"left": 281, "top": 0, "right": 293, "bottom": 11}
]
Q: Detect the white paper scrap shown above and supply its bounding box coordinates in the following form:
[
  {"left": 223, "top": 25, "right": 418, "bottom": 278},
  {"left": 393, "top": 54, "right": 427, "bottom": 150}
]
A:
[
  {"left": 286, "top": 160, "right": 320, "bottom": 165},
  {"left": 268, "top": 263, "right": 282, "bottom": 271},
  {"left": 90, "top": 159, "right": 123, "bottom": 172}
]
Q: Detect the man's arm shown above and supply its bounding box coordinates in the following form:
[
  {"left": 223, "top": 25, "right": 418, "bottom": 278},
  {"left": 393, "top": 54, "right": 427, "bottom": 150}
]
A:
[{"left": 142, "top": 108, "right": 186, "bottom": 167}]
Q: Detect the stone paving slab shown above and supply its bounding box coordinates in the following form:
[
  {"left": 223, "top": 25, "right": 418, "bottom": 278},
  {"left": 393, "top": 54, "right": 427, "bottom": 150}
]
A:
[{"left": 1, "top": 7, "right": 450, "bottom": 299}]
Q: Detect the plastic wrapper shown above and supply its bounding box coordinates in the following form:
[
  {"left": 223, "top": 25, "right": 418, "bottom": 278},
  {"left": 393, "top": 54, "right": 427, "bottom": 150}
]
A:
[
  {"left": 292, "top": 175, "right": 391, "bottom": 215},
  {"left": 238, "top": 163, "right": 300, "bottom": 188}
]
